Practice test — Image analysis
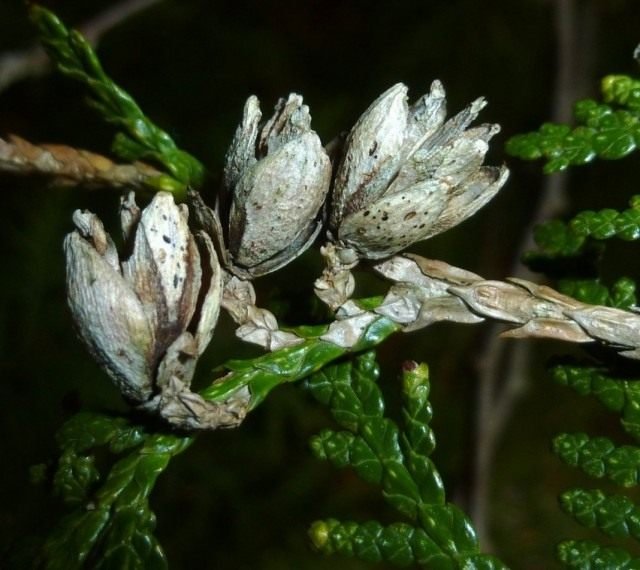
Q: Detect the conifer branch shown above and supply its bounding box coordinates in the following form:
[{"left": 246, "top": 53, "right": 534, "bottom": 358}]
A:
[
  {"left": 373, "top": 254, "right": 640, "bottom": 361},
  {"left": 0, "top": 0, "right": 162, "bottom": 94},
  {"left": 0, "top": 134, "right": 163, "bottom": 189}
]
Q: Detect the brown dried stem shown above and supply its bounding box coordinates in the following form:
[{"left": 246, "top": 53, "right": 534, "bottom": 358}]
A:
[
  {"left": 373, "top": 254, "right": 640, "bottom": 360},
  {"left": 0, "top": 134, "right": 162, "bottom": 189}
]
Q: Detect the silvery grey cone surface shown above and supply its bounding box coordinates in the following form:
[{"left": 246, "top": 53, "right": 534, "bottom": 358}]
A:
[
  {"left": 65, "top": 191, "right": 247, "bottom": 429},
  {"left": 65, "top": 81, "right": 640, "bottom": 431},
  {"left": 314, "top": 80, "right": 508, "bottom": 310},
  {"left": 221, "top": 93, "right": 331, "bottom": 278},
  {"left": 373, "top": 255, "right": 640, "bottom": 360},
  {"left": 328, "top": 80, "right": 508, "bottom": 261}
]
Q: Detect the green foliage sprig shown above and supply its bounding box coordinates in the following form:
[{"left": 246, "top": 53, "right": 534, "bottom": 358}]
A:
[
  {"left": 550, "top": 355, "right": 640, "bottom": 564},
  {"left": 553, "top": 432, "right": 640, "bottom": 487},
  {"left": 531, "top": 195, "right": 640, "bottom": 257},
  {"left": 506, "top": 74, "right": 640, "bottom": 173},
  {"left": 35, "top": 413, "right": 190, "bottom": 569},
  {"left": 558, "top": 539, "right": 640, "bottom": 569},
  {"left": 552, "top": 363, "right": 640, "bottom": 441},
  {"left": 37, "top": 311, "right": 403, "bottom": 569},
  {"left": 560, "top": 488, "right": 640, "bottom": 540},
  {"left": 29, "top": 5, "right": 205, "bottom": 195},
  {"left": 306, "top": 353, "right": 506, "bottom": 569},
  {"left": 507, "top": 47, "right": 640, "bottom": 569}
]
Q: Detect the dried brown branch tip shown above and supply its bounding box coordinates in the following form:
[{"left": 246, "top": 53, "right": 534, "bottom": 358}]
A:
[
  {"left": 374, "top": 254, "right": 640, "bottom": 360},
  {"left": 0, "top": 134, "right": 161, "bottom": 189}
]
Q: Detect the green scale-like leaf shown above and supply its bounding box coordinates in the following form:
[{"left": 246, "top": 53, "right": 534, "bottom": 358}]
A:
[
  {"left": 50, "top": 413, "right": 146, "bottom": 506},
  {"left": 554, "top": 432, "right": 640, "bottom": 487},
  {"left": 553, "top": 364, "right": 640, "bottom": 441},
  {"left": 507, "top": 96, "right": 640, "bottom": 173},
  {"left": 311, "top": 429, "right": 383, "bottom": 483},
  {"left": 558, "top": 277, "right": 637, "bottom": 309},
  {"left": 531, "top": 195, "right": 640, "bottom": 258},
  {"left": 560, "top": 489, "right": 640, "bottom": 541},
  {"left": 558, "top": 539, "right": 640, "bottom": 569},
  {"left": 603, "top": 75, "right": 640, "bottom": 112},
  {"left": 309, "top": 519, "right": 456, "bottom": 569},
  {"left": 307, "top": 353, "right": 506, "bottom": 568},
  {"left": 30, "top": 5, "right": 205, "bottom": 194},
  {"left": 400, "top": 363, "right": 444, "bottom": 508},
  {"left": 41, "top": 413, "right": 191, "bottom": 570}
]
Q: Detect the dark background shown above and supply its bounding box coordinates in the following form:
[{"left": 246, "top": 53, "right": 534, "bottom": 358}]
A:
[{"left": 1, "top": 0, "right": 640, "bottom": 568}]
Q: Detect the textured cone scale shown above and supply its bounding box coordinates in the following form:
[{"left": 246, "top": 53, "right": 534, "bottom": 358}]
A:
[
  {"left": 329, "top": 81, "right": 509, "bottom": 260},
  {"left": 65, "top": 191, "right": 222, "bottom": 405},
  {"left": 221, "top": 93, "right": 332, "bottom": 277}
]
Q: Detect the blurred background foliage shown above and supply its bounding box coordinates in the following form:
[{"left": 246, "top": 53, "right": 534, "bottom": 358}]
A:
[{"left": 1, "top": 0, "right": 640, "bottom": 568}]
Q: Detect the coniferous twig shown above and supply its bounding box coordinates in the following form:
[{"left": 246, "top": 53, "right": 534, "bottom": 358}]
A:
[
  {"left": 28, "top": 4, "right": 204, "bottom": 195},
  {"left": 0, "top": 134, "right": 162, "bottom": 190}
]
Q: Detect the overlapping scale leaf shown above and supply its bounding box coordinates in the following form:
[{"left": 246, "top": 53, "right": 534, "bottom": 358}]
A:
[
  {"left": 310, "top": 429, "right": 383, "bottom": 484},
  {"left": 507, "top": 97, "right": 640, "bottom": 173},
  {"left": 309, "top": 519, "right": 448, "bottom": 568},
  {"left": 401, "top": 363, "right": 435, "bottom": 456},
  {"left": 553, "top": 364, "right": 640, "bottom": 441},
  {"left": 530, "top": 219, "right": 587, "bottom": 257},
  {"left": 52, "top": 451, "right": 100, "bottom": 506},
  {"left": 417, "top": 504, "right": 481, "bottom": 558},
  {"left": 558, "top": 277, "right": 637, "bottom": 309},
  {"left": 558, "top": 539, "right": 640, "bottom": 569},
  {"left": 570, "top": 200, "right": 640, "bottom": 242},
  {"left": 400, "top": 363, "right": 444, "bottom": 505},
  {"left": 42, "top": 415, "right": 191, "bottom": 570},
  {"left": 309, "top": 519, "right": 506, "bottom": 570},
  {"left": 602, "top": 75, "right": 640, "bottom": 112},
  {"left": 48, "top": 413, "right": 146, "bottom": 506},
  {"left": 56, "top": 412, "right": 146, "bottom": 454},
  {"left": 531, "top": 195, "right": 640, "bottom": 259},
  {"left": 554, "top": 433, "right": 640, "bottom": 487},
  {"left": 560, "top": 489, "right": 640, "bottom": 540},
  {"left": 29, "top": 5, "right": 204, "bottom": 194},
  {"left": 92, "top": 505, "right": 165, "bottom": 570}
]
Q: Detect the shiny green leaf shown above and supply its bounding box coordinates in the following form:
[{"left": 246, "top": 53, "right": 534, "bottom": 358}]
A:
[
  {"left": 30, "top": 5, "right": 204, "bottom": 195},
  {"left": 558, "top": 539, "right": 640, "bottom": 569},
  {"left": 554, "top": 433, "right": 640, "bottom": 487},
  {"left": 560, "top": 489, "right": 640, "bottom": 540},
  {"left": 507, "top": 94, "right": 640, "bottom": 172}
]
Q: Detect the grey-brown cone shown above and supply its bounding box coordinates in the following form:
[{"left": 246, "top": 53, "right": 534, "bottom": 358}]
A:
[{"left": 65, "top": 192, "right": 246, "bottom": 429}]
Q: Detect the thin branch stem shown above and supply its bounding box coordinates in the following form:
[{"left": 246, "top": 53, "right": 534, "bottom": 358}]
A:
[
  {"left": 0, "top": 0, "right": 162, "bottom": 94},
  {"left": 468, "top": 0, "right": 595, "bottom": 548}
]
